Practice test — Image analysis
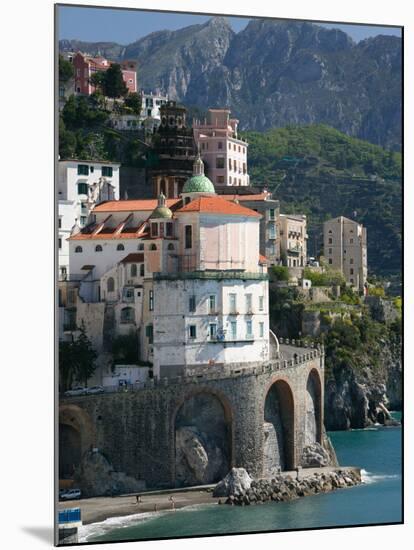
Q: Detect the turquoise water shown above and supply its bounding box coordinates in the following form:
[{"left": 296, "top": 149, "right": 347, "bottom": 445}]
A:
[{"left": 84, "top": 421, "right": 402, "bottom": 543}]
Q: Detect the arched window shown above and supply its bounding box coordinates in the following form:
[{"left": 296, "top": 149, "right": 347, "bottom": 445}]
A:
[
  {"left": 140, "top": 264, "right": 145, "bottom": 277},
  {"left": 138, "top": 243, "right": 144, "bottom": 251},
  {"left": 117, "top": 243, "right": 125, "bottom": 251},
  {"left": 120, "top": 307, "right": 135, "bottom": 323},
  {"left": 107, "top": 277, "right": 115, "bottom": 292},
  {"left": 131, "top": 264, "right": 137, "bottom": 277},
  {"left": 95, "top": 245, "right": 102, "bottom": 252},
  {"left": 150, "top": 244, "right": 157, "bottom": 251},
  {"left": 167, "top": 243, "right": 175, "bottom": 251},
  {"left": 75, "top": 246, "right": 83, "bottom": 253}
]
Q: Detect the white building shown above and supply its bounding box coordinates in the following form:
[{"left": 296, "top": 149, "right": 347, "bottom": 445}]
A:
[
  {"left": 64, "top": 155, "right": 270, "bottom": 380},
  {"left": 140, "top": 91, "right": 169, "bottom": 120},
  {"left": 193, "top": 109, "right": 249, "bottom": 187},
  {"left": 278, "top": 214, "right": 308, "bottom": 268},
  {"left": 58, "top": 159, "right": 120, "bottom": 279},
  {"left": 323, "top": 216, "right": 368, "bottom": 291}
]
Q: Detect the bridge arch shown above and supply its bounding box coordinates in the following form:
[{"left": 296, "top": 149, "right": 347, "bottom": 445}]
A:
[
  {"left": 59, "top": 404, "right": 95, "bottom": 478},
  {"left": 171, "top": 387, "right": 233, "bottom": 487},
  {"left": 263, "top": 377, "right": 296, "bottom": 474},
  {"left": 304, "top": 368, "right": 323, "bottom": 446}
]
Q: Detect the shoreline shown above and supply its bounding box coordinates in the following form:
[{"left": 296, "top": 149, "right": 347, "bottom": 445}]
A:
[{"left": 58, "top": 466, "right": 360, "bottom": 527}]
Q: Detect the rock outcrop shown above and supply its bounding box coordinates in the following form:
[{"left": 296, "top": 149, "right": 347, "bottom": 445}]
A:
[
  {"left": 213, "top": 468, "right": 253, "bottom": 497},
  {"left": 301, "top": 443, "right": 330, "bottom": 468},
  {"left": 74, "top": 450, "right": 145, "bottom": 497}
]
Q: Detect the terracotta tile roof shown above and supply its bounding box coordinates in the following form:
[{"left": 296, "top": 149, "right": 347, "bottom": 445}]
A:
[
  {"left": 176, "top": 196, "right": 261, "bottom": 218},
  {"left": 120, "top": 253, "right": 144, "bottom": 264},
  {"left": 93, "top": 199, "right": 180, "bottom": 213},
  {"left": 222, "top": 193, "right": 269, "bottom": 202},
  {"left": 70, "top": 226, "right": 148, "bottom": 240}
]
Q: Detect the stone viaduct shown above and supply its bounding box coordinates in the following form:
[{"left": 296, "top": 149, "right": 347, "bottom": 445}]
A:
[{"left": 59, "top": 341, "right": 325, "bottom": 490}]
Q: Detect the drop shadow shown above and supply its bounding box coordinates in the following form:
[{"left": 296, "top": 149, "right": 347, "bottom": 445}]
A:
[{"left": 21, "top": 526, "right": 54, "bottom": 544}]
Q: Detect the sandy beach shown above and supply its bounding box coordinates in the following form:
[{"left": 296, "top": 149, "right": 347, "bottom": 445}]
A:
[{"left": 58, "top": 487, "right": 219, "bottom": 525}]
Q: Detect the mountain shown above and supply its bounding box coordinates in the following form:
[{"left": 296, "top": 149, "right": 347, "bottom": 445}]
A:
[
  {"left": 60, "top": 17, "right": 402, "bottom": 150},
  {"left": 243, "top": 124, "right": 402, "bottom": 280}
]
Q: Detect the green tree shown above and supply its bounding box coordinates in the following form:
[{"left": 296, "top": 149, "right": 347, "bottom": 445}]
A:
[
  {"left": 59, "top": 340, "right": 76, "bottom": 392},
  {"left": 73, "top": 321, "right": 97, "bottom": 387},
  {"left": 59, "top": 54, "right": 74, "bottom": 82},
  {"left": 111, "top": 331, "right": 139, "bottom": 366},
  {"left": 102, "top": 64, "right": 128, "bottom": 98},
  {"left": 124, "top": 92, "right": 142, "bottom": 115},
  {"left": 59, "top": 117, "right": 77, "bottom": 158},
  {"left": 89, "top": 70, "right": 105, "bottom": 94}
]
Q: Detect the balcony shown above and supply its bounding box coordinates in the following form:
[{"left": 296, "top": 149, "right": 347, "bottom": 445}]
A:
[
  {"left": 210, "top": 336, "right": 254, "bottom": 344},
  {"left": 154, "top": 271, "right": 268, "bottom": 282}
]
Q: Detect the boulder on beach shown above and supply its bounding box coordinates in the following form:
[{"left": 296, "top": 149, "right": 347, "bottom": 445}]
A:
[{"left": 213, "top": 467, "right": 253, "bottom": 497}]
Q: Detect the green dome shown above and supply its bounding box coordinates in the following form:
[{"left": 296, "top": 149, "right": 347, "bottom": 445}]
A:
[
  {"left": 149, "top": 206, "right": 173, "bottom": 219},
  {"left": 183, "top": 174, "right": 215, "bottom": 194}
]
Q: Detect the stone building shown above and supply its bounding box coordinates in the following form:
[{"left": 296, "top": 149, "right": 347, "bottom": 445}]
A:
[
  {"left": 193, "top": 108, "right": 249, "bottom": 187},
  {"left": 278, "top": 213, "right": 308, "bottom": 268},
  {"left": 148, "top": 101, "right": 196, "bottom": 198},
  {"left": 323, "top": 216, "right": 367, "bottom": 291}
]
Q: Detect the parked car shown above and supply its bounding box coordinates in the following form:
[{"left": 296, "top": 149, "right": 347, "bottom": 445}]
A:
[
  {"left": 64, "top": 387, "right": 87, "bottom": 397},
  {"left": 60, "top": 488, "right": 82, "bottom": 501},
  {"left": 86, "top": 386, "right": 104, "bottom": 395}
]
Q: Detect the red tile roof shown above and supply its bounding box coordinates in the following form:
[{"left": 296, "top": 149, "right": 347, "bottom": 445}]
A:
[
  {"left": 222, "top": 193, "right": 269, "bottom": 202},
  {"left": 176, "top": 196, "right": 261, "bottom": 218},
  {"left": 93, "top": 199, "right": 180, "bottom": 213},
  {"left": 120, "top": 253, "right": 144, "bottom": 264}
]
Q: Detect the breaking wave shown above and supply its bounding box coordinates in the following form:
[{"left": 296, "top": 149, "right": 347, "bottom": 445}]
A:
[{"left": 361, "top": 469, "right": 400, "bottom": 485}]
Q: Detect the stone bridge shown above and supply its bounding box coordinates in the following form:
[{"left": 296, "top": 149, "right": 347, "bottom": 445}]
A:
[{"left": 59, "top": 342, "right": 325, "bottom": 490}]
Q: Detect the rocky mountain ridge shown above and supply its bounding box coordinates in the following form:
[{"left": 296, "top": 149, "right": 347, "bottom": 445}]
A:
[{"left": 60, "top": 17, "right": 402, "bottom": 149}]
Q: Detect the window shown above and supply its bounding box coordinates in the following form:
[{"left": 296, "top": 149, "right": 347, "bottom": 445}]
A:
[
  {"left": 77, "top": 182, "right": 88, "bottom": 195},
  {"left": 58, "top": 238, "right": 62, "bottom": 249},
  {"left": 107, "top": 277, "right": 115, "bottom": 292},
  {"left": 328, "top": 237, "right": 333, "bottom": 244},
  {"left": 95, "top": 245, "right": 102, "bottom": 252},
  {"left": 90, "top": 166, "right": 94, "bottom": 173},
  {"left": 138, "top": 243, "right": 145, "bottom": 250},
  {"left": 58, "top": 218, "right": 62, "bottom": 228},
  {"left": 217, "top": 176, "right": 225, "bottom": 184},
  {"left": 229, "top": 293, "right": 237, "bottom": 313},
  {"left": 117, "top": 244, "right": 125, "bottom": 251},
  {"left": 246, "top": 294, "right": 252, "bottom": 312},
  {"left": 166, "top": 223, "right": 173, "bottom": 237},
  {"left": 124, "top": 288, "right": 134, "bottom": 300},
  {"left": 328, "top": 248, "right": 332, "bottom": 254},
  {"left": 150, "top": 244, "right": 157, "bottom": 251},
  {"left": 151, "top": 223, "right": 158, "bottom": 237},
  {"left": 218, "top": 141, "right": 223, "bottom": 149},
  {"left": 229, "top": 158, "right": 232, "bottom": 170},
  {"left": 77, "top": 164, "right": 89, "bottom": 176},
  {"left": 229, "top": 176, "right": 232, "bottom": 184},
  {"left": 167, "top": 243, "right": 175, "bottom": 251},
  {"left": 216, "top": 157, "right": 225, "bottom": 169},
  {"left": 350, "top": 258, "right": 354, "bottom": 265},
  {"left": 75, "top": 246, "right": 82, "bottom": 253},
  {"left": 131, "top": 264, "right": 137, "bottom": 277},
  {"left": 328, "top": 259, "right": 333, "bottom": 265},
  {"left": 350, "top": 278, "right": 354, "bottom": 284},
  {"left": 269, "top": 224, "right": 276, "bottom": 239},
  {"left": 189, "top": 295, "right": 196, "bottom": 312},
  {"left": 80, "top": 216, "right": 87, "bottom": 226},
  {"left": 350, "top": 268, "right": 354, "bottom": 275},
  {"left": 140, "top": 264, "right": 145, "bottom": 277},
  {"left": 259, "top": 296, "right": 264, "bottom": 311},
  {"left": 201, "top": 142, "right": 205, "bottom": 150},
  {"left": 185, "top": 225, "right": 192, "bottom": 249},
  {"left": 259, "top": 322, "right": 264, "bottom": 338},
  {"left": 350, "top": 238, "right": 354, "bottom": 244},
  {"left": 228, "top": 143, "right": 231, "bottom": 150},
  {"left": 230, "top": 321, "right": 237, "bottom": 339},
  {"left": 209, "top": 295, "right": 216, "bottom": 313},
  {"left": 209, "top": 323, "right": 217, "bottom": 339},
  {"left": 189, "top": 325, "right": 197, "bottom": 339},
  {"left": 149, "top": 290, "right": 154, "bottom": 311},
  {"left": 146, "top": 324, "right": 153, "bottom": 343},
  {"left": 246, "top": 320, "right": 253, "bottom": 338},
  {"left": 233, "top": 144, "right": 236, "bottom": 151},
  {"left": 269, "top": 209, "right": 275, "bottom": 220}
]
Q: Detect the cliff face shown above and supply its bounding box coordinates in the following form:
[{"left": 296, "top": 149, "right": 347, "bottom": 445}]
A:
[
  {"left": 59, "top": 17, "right": 402, "bottom": 150},
  {"left": 324, "top": 336, "right": 402, "bottom": 430}
]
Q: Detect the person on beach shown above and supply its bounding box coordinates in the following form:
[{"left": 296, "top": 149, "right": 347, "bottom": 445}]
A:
[
  {"left": 169, "top": 496, "right": 175, "bottom": 511},
  {"left": 154, "top": 503, "right": 158, "bottom": 512},
  {"left": 136, "top": 495, "right": 142, "bottom": 505}
]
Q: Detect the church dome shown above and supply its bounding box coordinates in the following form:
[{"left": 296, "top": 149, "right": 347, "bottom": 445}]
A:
[
  {"left": 182, "top": 152, "right": 215, "bottom": 194},
  {"left": 149, "top": 192, "right": 173, "bottom": 219}
]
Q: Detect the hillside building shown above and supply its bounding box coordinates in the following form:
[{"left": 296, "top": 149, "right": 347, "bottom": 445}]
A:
[
  {"left": 323, "top": 216, "right": 367, "bottom": 291},
  {"left": 278, "top": 214, "right": 308, "bottom": 268},
  {"left": 62, "top": 156, "right": 270, "bottom": 380},
  {"left": 58, "top": 159, "right": 120, "bottom": 280},
  {"left": 193, "top": 109, "right": 249, "bottom": 187},
  {"left": 73, "top": 52, "right": 137, "bottom": 95}
]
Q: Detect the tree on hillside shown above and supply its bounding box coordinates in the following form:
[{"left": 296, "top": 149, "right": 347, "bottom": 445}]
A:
[
  {"left": 59, "top": 54, "right": 74, "bottom": 82},
  {"left": 102, "top": 64, "right": 128, "bottom": 98},
  {"left": 59, "top": 117, "right": 77, "bottom": 159},
  {"left": 59, "top": 340, "right": 76, "bottom": 392},
  {"left": 89, "top": 70, "right": 105, "bottom": 94},
  {"left": 62, "top": 95, "right": 109, "bottom": 130},
  {"left": 73, "top": 321, "right": 97, "bottom": 387},
  {"left": 124, "top": 92, "right": 142, "bottom": 115}
]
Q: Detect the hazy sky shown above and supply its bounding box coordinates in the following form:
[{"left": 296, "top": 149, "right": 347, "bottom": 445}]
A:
[{"left": 57, "top": 5, "right": 402, "bottom": 45}]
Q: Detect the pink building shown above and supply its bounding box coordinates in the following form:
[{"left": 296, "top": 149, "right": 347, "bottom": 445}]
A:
[
  {"left": 193, "top": 109, "right": 249, "bottom": 187},
  {"left": 73, "top": 52, "right": 137, "bottom": 95}
]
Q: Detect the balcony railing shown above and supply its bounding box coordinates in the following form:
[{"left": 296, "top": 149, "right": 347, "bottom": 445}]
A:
[{"left": 154, "top": 271, "right": 268, "bottom": 281}]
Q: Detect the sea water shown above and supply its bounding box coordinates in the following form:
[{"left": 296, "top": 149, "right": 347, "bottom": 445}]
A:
[{"left": 83, "top": 418, "right": 402, "bottom": 543}]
